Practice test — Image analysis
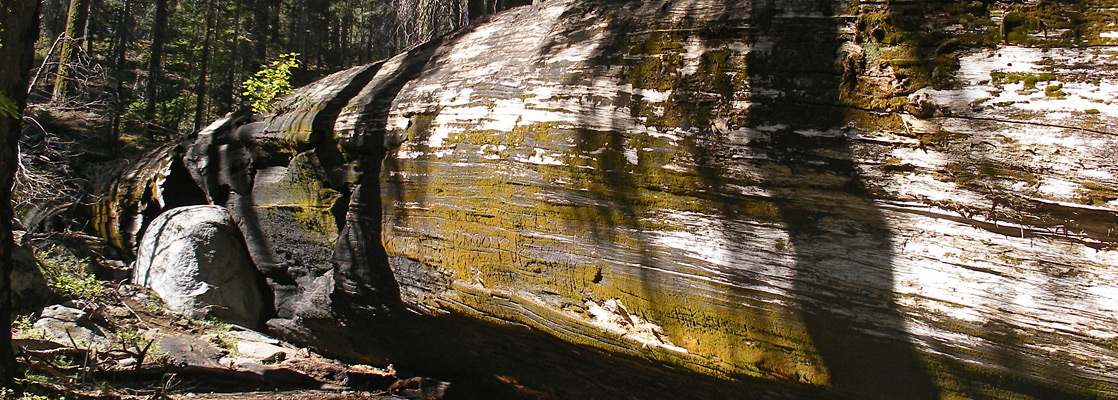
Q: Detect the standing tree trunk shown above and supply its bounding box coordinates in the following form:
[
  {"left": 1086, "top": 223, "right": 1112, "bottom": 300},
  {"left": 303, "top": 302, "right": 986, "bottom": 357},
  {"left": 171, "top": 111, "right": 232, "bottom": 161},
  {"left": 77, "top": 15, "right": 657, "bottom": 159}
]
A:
[
  {"left": 192, "top": 0, "right": 215, "bottom": 133},
  {"left": 144, "top": 0, "right": 169, "bottom": 127},
  {"left": 0, "top": 0, "right": 42, "bottom": 388},
  {"left": 51, "top": 0, "right": 91, "bottom": 105},
  {"left": 112, "top": 0, "right": 130, "bottom": 71},
  {"left": 248, "top": 0, "right": 270, "bottom": 74},
  {"left": 110, "top": 0, "right": 132, "bottom": 152},
  {"left": 81, "top": 0, "right": 94, "bottom": 54},
  {"left": 226, "top": 0, "right": 240, "bottom": 111},
  {"left": 340, "top": 0, "right": 351, "bottom": 65}
]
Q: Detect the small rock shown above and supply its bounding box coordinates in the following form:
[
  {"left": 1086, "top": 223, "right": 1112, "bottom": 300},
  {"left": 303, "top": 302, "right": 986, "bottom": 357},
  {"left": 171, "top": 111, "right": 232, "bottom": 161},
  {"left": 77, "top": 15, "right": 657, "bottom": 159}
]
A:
[
  {"left": 117, "top": 357, "right": 137, "bottom": 369},
  {"left": 159, "top": 334, "right": 227, "bottom": 369},
  {"left": 32, "top": 318, "right": 103, "bottom": 348},
  {"left": 40, "top": 304, "right": 88, "bottom": 322},
  {"left": 228, "top": 328, "right": 280, "bottom": 345},
  {"left": 103, "top": 305, "right": 132, "bottom": 319},
  {"left": 218, "top": 356, "right": 259, "bottom": 369},
  {"left": 236, "top": 340, "right": 294, "bottom": 362}
]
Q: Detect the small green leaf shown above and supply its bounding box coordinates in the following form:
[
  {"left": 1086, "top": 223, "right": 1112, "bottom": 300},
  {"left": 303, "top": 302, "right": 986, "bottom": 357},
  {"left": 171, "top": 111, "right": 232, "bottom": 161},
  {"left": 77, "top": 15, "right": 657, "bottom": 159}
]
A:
[{"left": 0, "top": 93, "right": 19, "bottom": 119}]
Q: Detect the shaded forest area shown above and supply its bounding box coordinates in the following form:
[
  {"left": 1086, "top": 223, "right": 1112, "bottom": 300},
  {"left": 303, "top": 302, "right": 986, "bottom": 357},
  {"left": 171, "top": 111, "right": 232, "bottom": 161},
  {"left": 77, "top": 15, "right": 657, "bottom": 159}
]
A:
[
  {"left": 31, "top": 0, "right": 527, "bottom": 141},
  {"left": 14, "top": 0, "right": 529, "bottom": 246}
]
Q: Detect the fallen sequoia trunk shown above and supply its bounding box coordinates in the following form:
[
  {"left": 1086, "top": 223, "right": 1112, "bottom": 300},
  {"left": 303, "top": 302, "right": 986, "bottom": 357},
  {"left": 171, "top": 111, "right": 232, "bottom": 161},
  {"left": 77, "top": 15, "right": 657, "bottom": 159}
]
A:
[{"left": 95, "top": 0, "right": 1118, "bottom": 397}]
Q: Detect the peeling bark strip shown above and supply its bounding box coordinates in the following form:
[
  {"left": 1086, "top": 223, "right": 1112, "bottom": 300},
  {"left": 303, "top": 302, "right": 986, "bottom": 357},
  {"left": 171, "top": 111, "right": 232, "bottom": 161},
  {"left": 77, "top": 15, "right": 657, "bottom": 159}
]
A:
[{"left": 97, "top": 0, "right": 1118, "bottom": 397}]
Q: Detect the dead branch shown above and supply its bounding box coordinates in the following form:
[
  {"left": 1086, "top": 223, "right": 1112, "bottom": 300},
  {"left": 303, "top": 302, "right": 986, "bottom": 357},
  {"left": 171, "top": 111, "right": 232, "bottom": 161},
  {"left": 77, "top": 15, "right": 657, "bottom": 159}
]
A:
[{"left": 28, "top": 33, "right": 67, "bottom": 92}]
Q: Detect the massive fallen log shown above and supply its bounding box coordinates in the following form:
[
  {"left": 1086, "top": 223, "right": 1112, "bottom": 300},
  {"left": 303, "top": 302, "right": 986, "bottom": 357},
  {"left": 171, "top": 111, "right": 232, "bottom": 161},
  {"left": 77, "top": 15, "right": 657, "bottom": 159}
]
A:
[{"left": 96, "top": 0, "right": 1118, "bottom": 397}]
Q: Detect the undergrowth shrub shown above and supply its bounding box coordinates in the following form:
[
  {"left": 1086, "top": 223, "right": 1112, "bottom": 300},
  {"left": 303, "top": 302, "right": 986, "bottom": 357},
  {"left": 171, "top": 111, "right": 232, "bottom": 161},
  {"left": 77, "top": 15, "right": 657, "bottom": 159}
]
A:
[
  {"left": 35, "top": 245, "right": 104, "bottom": 299},
  {"left": 242, "top": 53, "right": 301, "bottom": 114}
]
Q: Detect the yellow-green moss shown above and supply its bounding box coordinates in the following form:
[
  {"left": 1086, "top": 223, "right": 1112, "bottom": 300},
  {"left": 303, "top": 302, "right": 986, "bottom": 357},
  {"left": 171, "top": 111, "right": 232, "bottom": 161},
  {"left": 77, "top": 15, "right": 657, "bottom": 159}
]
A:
[
  {"left": 980, "top": 166, "right": 1041, "bottom": 188},
  {"left": 1044, "top": 84, "right": 1067, "bottom": 99},
  {"left": 933, "top": 163, "right": 1040, "bottom": 189},
  {"left": 989, "top": 72, "right": 1057, "bottom": 89},
  {"left": 1077, "top": 181, "right": 1118, "bottom": 205}
]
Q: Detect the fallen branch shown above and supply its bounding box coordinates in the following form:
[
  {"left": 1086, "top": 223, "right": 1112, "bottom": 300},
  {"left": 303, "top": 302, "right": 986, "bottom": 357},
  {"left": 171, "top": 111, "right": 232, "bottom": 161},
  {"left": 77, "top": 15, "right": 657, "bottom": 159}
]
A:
[
  {"left": 133, "top": 336, "right": 156, "bottom": 372},
  {"left": 28, "top": 33, "right": 66, "bottom": 92},
  {"left": 22, "top": 346, "right": 91, "bottom": 359}
]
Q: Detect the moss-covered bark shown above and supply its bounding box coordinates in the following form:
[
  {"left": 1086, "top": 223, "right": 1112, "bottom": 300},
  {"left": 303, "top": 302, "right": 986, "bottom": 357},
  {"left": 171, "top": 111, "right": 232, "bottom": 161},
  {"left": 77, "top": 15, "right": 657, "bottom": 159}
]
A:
[{"left": 50, "top": 0, "right": 90, "bottom": 105}]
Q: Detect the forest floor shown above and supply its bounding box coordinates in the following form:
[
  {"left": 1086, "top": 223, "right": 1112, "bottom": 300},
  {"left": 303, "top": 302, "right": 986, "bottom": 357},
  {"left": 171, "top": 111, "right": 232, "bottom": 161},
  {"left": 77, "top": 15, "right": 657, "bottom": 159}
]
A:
[
  {"left": 13, "top": 281, "right": 406, "bottom": 400},
  {"left": 6, "top": 109, "right": 432, "bottom": 400}
]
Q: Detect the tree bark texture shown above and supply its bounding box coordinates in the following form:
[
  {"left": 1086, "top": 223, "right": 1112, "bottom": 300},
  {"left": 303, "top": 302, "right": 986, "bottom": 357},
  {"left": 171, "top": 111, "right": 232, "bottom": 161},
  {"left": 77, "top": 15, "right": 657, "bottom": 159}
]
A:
[
  {"left": 144, "top": 0, "right": 169, "bottom": 121},
  {"left": 50, "top": 0, "right": 90, "bottom": 105},
  {"left": 0, "top": 0, "right": 42, "bottom": 388},
  {"left": 96, "top": 0, "right": 1118, "bottom": 398},
  {"left": 112, "top": 0, "right": 130, "bottom": 70},
  {"left": 193, "top": 0, "right": 216, "bottom": 133},
  {"left": 226, "top": 0, "right": 239, "bottom": 110}
]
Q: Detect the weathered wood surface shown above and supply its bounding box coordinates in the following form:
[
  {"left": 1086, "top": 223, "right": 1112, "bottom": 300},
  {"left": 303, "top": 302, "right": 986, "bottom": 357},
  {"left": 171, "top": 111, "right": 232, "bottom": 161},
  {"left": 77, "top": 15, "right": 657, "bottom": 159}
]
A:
[{"left": 96, "top": 0, "right": 1118, "bottom": 397}]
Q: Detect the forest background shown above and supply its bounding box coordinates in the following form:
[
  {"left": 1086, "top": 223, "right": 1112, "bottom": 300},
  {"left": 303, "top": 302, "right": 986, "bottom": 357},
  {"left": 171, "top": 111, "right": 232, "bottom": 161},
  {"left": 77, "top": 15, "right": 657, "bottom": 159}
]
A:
[
  {"left": 33, "top": 0, "right": 528, "bottom": 141},
  {"left": 7, "top": 0, "right": 532, "bottom": 246}
]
